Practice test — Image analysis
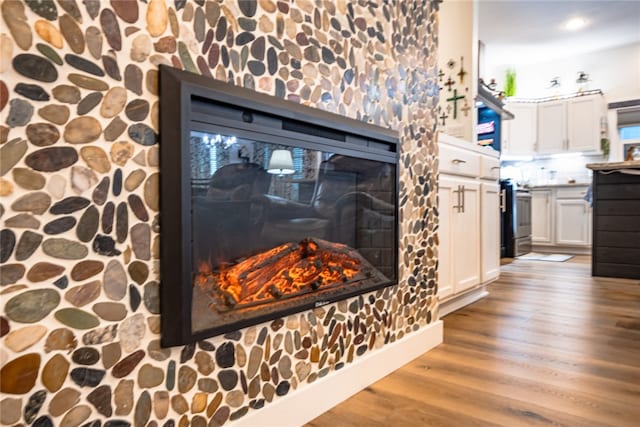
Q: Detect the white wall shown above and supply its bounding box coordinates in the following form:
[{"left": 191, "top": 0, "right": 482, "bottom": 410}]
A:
[
  {"left": 486, "top": 42, "right": 640, "bottom": 104},
  {"left": 438, "top": 0, "right": 476, "bottom": 143}
]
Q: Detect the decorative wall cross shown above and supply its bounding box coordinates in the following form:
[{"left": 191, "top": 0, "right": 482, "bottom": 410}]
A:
[
  {"left": 444, "top": 77, "right": 455, "bottom": 91},
  {"left": 438, "top": 70, "right": 445, "bottom": 82},
  {"left": 446, "top": 89, "right": 465, "bottom": 119},
  {"left": 439, "top": 111, "right": 449, "bottom": 126},
  {"left": 460, "top": 100, "right": 471, "bottom": 117},
  {"left": 457, "top": 56, "right": 467, "bottom": 84}
]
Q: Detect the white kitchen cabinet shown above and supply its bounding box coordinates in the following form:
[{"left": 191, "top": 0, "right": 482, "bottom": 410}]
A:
[
  {"left": 532, "top": 190, "right": 552, "bottom": 243},
  {"left": 555, "top": 200, "right": 591, "bottom": 246},
  {"left": 537, "top": 100, "right": 566, "bottom": 155},
  {"left": 481, "top": 182, "right": 500, "bottom": 282},
  {"left": 567, "top": 95, "right": 604, "bottom": 152},
  {"left": 502, "top": 102, "right": 537, "bottom": 156}
]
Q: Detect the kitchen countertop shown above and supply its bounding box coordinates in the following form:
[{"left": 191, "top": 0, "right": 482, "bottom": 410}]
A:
[
  {"left": 438, "top": 133, "right": 500, "bottom": 158},
  {"left": 586, "top": 160, "right": 640, "bottom": 170},
  {"left": 529, "top": 183, "right": 590, "bottom": 189}
]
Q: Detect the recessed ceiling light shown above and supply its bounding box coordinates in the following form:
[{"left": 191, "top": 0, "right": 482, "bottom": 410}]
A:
[{"left": 564, "top": 17, "right": 588, "bottom": 31}]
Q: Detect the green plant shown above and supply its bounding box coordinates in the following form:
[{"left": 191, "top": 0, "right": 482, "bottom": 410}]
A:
[{"left": 504, "top": 68, "right": 516, "bottom": 97}]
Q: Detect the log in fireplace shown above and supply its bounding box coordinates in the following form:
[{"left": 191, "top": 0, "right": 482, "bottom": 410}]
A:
[{"left": 160, "top": 66, "right": 399, "bottom": 346}]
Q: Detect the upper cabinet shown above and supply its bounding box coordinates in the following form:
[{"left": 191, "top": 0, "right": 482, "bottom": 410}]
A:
[{"left": 502, "top": 93, "right": 605, "bottom": 157}]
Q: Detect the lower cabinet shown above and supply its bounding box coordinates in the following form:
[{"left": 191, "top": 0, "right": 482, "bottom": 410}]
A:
[
  {"left": 532, "top": 190, "right": 552, "bottom": 243},
  {"left": 481, "top": 182, "right": 500, "bottom": 282},
  {"left": 556, "top": 199, "right": 590, "bottom": 246}
]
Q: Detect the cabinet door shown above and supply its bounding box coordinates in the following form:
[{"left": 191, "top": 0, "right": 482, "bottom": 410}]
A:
[
  {"left": 481, "top": 182, "right": 500, "bottom": 282},
  {"left": 537, "top": 100, "right": 566, "bottom": 155},
  {"left": 454, "top": 180, "right": 481, "bottom": 293},
  {"left": 532, "top": 190, "right": 552, "bottom": 243},
  {"left": 437, "top": 176, "right": 456, "bottom": 299},
  {"left": 568, "top": 95, "right": 602, "bottom": 152},
  {"left": 556, "top": 199, "right": 591, "bottom": 246},
  {"left": 504, "top": 103, "right": 537, "bottom": 156}
]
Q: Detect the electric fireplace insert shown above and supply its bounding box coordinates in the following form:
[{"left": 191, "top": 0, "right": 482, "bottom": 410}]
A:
[{"left": 160, "top": 66, "right": 399, "bottom": 346}]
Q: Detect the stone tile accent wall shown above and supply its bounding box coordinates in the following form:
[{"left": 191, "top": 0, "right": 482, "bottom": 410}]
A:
[{"left": 0, "top": 0, "right": 439, "bottom": 425}]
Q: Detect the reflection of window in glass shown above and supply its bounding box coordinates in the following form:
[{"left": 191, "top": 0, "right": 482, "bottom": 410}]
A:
[{"left": 619, "top": 125, "right": 640, "bottom": 140}]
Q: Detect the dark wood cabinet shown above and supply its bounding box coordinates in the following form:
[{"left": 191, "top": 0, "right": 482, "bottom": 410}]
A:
[{"left": 592, "top": 170, "right": 640, "bottom": 279}]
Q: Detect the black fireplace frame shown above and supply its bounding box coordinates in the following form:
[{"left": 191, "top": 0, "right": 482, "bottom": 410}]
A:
[{"left": 159, "top": 66, "right": 399, "bottom": 346}]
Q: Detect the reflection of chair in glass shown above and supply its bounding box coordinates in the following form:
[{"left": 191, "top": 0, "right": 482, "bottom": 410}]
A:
[
  {"left": 192, "top": 163, "right": 271, "bottom": 266},
  {"left": 260, "top": 155, "right": 395, "bottom": 277}
]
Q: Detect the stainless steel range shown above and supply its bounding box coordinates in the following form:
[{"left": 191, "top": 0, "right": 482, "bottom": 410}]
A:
[{"left": 500, "top": 180, "right": 532, "bottom": 257}]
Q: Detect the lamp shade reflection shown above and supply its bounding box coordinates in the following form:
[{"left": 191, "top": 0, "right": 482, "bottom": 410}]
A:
[{"left": 267, "top": 149, "right": 295, "bottom": 175}]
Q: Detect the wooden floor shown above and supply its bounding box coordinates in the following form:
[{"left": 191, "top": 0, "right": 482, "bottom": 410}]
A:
[{"left": 307, "top": 256, "right": 640, "bottom": 427}]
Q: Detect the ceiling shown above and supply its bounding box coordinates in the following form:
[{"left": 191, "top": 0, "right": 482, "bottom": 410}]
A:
[{"left": 478, "top": 0, "right": 640, "bottom": 66}]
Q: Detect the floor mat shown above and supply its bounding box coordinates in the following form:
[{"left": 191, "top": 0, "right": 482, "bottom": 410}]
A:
[{"left": 517, "top": 253, "right": 574, "bottom": 262}]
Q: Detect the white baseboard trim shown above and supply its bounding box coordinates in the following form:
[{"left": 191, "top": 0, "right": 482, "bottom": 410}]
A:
[
  {"left": 532, "top": 245, "right": 591, "bottom": 255},
  {"left": 439, "top": 286, "right": 489, "bottom": 318},
  {"left": 231, "top": 320, "right": 443, "bottom": 427}
]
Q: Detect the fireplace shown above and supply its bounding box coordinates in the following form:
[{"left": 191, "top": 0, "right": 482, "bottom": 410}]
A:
[{"left": 160, "top": 66, "right": 399, "bottom": 346}]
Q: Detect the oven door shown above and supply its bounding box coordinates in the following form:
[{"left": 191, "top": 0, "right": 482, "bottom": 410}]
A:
[{"left": 515, "top": 192, "right": 532, "bottom": 239}]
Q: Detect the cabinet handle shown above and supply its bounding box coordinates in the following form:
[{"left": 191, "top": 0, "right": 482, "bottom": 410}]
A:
[
  {"left": 461, "top": 185, "right": 466, "bottom": 213},
  {"left": 452, "top": 159, "right": 467, "bottom": 164},
  {"left": 491, "top": 166, "right": 500, "bottom": 170},
  {"left": 453, "top": 186, "right": 460, "bottom": 212},
  {"left": 500, "top": 190, "right": 506, "bottom": 212}
]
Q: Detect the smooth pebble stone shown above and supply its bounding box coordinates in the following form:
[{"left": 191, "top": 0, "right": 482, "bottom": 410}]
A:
[
  {"left": 212, "top": 406, "right": 230, "bottom": 426},
  {"left": 143, "top": 173, "right": 159, "bottom": 211},
  {"left": 153, "top": 391, "right": 169, "bottom": 419},
  {"left": 38, "top": 104, "right": 70, "bottom": 125},
  {"left": 93, "top": 177, "right": 110, "bottom": 205},
  {"left": 102, "top": 201, "right": 114, "bottom": 233},
  {"left": 119, "top": 313, "right": 145, "bottom": 352},
  {"left": 26, "top": 261, "right": 65, "bottom": 281},
  {"left": 153, "top": 36, "right": 176, "bottom": 53},
  {"left": 125, "top": 99, "right": 149, "bottom": 122},
  {"left": 114, "top": 380, "right": 134, "bottom": 415},
  {"left": 82, "top": 324, "right": 117, "bottom": 347},
  {"left": 82, "top": 0, "right": 99, "bottom": 18},
  {"left": 60, "top": 13, "right": 85, "bottom": 53},
  {"left": 77, "top": 205, "right": 100, "bottom": 242},
  {"left": 24, "top": 389, "right": 47, "bottom": 423},
  {"left": 93, "top": 234, "right": 121, "bottom": 256},
  {"left": 0, "top": 229, "right": 15, "bottom": 262},
  {"left": 64, "top": 117, "right": 102, "bottom": 144},
  {"left": 177, "top": 42, "right": 196, "bottom": 72},
  {"left": 0, "top": 397, "right": 22, "bottom": 424},
  {"left": 100, "top": 87, "right": 127, "bottom": 118},
  {"left": 225, "top": 391, "right": 244, "bottom": 409},
  {"left": 147, "top": 340, "right": 170, "bottom": 361},
  {"left": 44, "top": 328, "right": 77, "bottom": 352},
  {"left": 177, "top": 365, "right": 197, "bottom": 393},
  {"left": 53, "top": 85, "right": 81, "bottom": 103},
  {"left": 111, "top": 0, "right": 138, "bottom": 23},
  {"left": 0, "top": 81, "right": 6, "bottom": 114},
  {"left": 128, "top": 286, "right": 138, "bottom": 311},
  {"left": 103, "top": 260, "right": 127, "bottom": 301},
  {"left": 146, "top": 0, "right": 168, "bottom": 36},
  {"left": 71, "top": 165, "right": 98, "bottom": 194},
  {"left": 26, "top": 0, "right": 57, "bottom": 20},
  {"left": 113, "top": 168, "right": 122, "bottom": 196},
  {"left": 55, "top": 308, "right": 100, "bottom": 329},
  {"left": 13, "top": 168, "right": 45, "bottom": 191},
  {"left": 1, "top": 265, "right": 25, "bottom": 286},
  {"left": 26, "top": 147, "right": 78, "bottom": 172},
  {"left": 44, "top": 216, "right": 77, "bottom": 234},
  {"left": 147, "top": 146, "right": 159, "bottom": 167},
  {"left": 5, "top": 289, "right": 60, "bottom": 323},
  {"left": 171, "top": 395, "right": 188, "bottom": 415},
  {"left": 102, "top": 55, "right": 121, "bottom": 81},
  {"left": 58, "top": 0, "right": 82, "bottom": 22},
  {"left": 49, "top": 388, "right": 80, "bottom": 416},
  {"left": 66, "top": 54, "right": 104, "bottom": 77},
  {"left": 132, "top": 150, "right": 146, "bottom": 166},
  {"left": 0, "top": 215, "right": 36, "bottom": 231},
  {"left": 217, "top": 370, "right": 238, "bottom": 391},
  {"left": 128, "top": 196, "right": 148, "bottom": 223},
  {"left": 80, "top": 146, "right": 110, "bottom": 173},
  {"left": 11, "top": 191, "right": 51, "bottom": 215},
  {"left": 143, "top": 281, "right": 159, "bottom": 314},
  {"left": 13, "top": 54, "right": 57, "bottom": 83},
  {"left": 72, "top": 347, "right": 100, "bottom": 365},
  {"left": 194, "top": 352, "right": 214, "bottom": 375},
  {"left": 0, "top": 353, "right": 40, "bottom": 394},
  {"left": 101, "top": 342, "right": 121, "bottom": 369},
  {"left": 131, "top": 34, "right": 151, "bottom": 62},
  {"left": 124, "top": 64, "right": 143, "bottom": 95},
  {"left": 42, "top": 354, "right": 70, "bottom": 392},
  {"left": 54, "top": 275, "right": 69, "bottom": 289},
  {"left": 26, "top": 123, "right": 60, "bottom": 147},
  {"left": 138, "top": 364, "right": 164, "bottom": 388},
  {"left": 109, "top": 141, "right": 134, "bottom": 167},
  {"left": 128, "top": 261, "right": 148, "bottom": 285},
  {"left": 33, "top": 415, "right": 52, "bottom": 427},
  {"left": 71, "top": 260, "right": 103, "bottom": 281},
  {"left": 86, "top": 26, "right": 102, "bottom": 60},
  {"left": 15, "top": 82, "right": 50, "bottom": 101},
  {"left": 166, "top": 360, "right": 176, "bottom": 391},
  {"left": 131, "top": 223, "right": 150, "bottom": 260},
  {"left": 4, "top": 325, "right": 47, "bottom": 352},
  {"left": 15, "top": 231, "right": 42, "bottom": 261},
  {"left": 35, "top": 42, "right": 62, "bottom": 66},
  {"left": 87, "top": 385, "right": 112, "bottom": 417},
  {"left": 125, "top": 170, "right": 146, "bottom": 192},
  {"left": 104, "top": 421, "right": 130, "bottom": 427},
  {"left": 111, "top": 349, "right": 145, "bottom": 378},
  {"left": 100, "top": 8, "right": 122, "bottom": 51},
  {"left": 65, "top": 280, "right": 101, "bottom": 307},
  {"left": 150, "top": 101, "right": 159, "bottom": 129},
  {"left": 2, "top": 0, "right": 32, "bottom": 50},
  {"left": 77, "top": 92, "right": 103, "bottom": 115},
  {"left": 43, "top": 238, "right": 88, "bottom": 259},
  {"left": 0, "top": 138, "right": 28, "bottom": 175},
  {"left": 50, "top": 196, "right": 90, "bottom": 214},
  {"left": 180, "top": 344, "right": 195, "bottom": 364},
  {"left": 7, "top": 99, "right": 34, "bottom": 127},
  {"left": 60, "top": 404, "right": 91, "bottom": 426},
  {"left": 68, "top": 73, "right": 109, "bottom": 91},
  {"left": 92, "top": 302, "right": 126, "bottom": 321},
  {"left": 70, "top": 368, "right": 105, "bottom": 387}
]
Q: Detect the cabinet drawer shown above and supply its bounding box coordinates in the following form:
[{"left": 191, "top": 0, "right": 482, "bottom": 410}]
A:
[
  {"left": 439, "top": 144, "right": 481, "bottom": 177},
  {"left": 556, "top": 186, "right": 589, "bottom": 199},
  {"left": 480, "top": 156, "right": 500, "bottom": 180}
]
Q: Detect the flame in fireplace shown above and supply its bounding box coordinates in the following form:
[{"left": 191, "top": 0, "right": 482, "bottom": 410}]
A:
[{"left": 194, "top": 238, "right": 374, "bottom": 311}]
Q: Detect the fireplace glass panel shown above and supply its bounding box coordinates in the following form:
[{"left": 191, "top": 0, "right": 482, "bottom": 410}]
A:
[{"left": 190, "top": 131, "right": 397, "bottom": 333}]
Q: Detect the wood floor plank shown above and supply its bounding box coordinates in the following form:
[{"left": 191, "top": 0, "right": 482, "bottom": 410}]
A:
[{"left": 307, "top": 257, "right": 640, "bottom": 427}]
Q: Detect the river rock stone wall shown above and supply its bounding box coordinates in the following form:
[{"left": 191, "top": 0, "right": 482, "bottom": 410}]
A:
[{"left": 0, "top": 0, "right": 439, "bottom": 425}]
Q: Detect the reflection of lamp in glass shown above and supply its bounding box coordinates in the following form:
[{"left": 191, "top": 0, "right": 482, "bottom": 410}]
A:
[{"left": 267, "top": 150, "right": 295, "bottom": 175}]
